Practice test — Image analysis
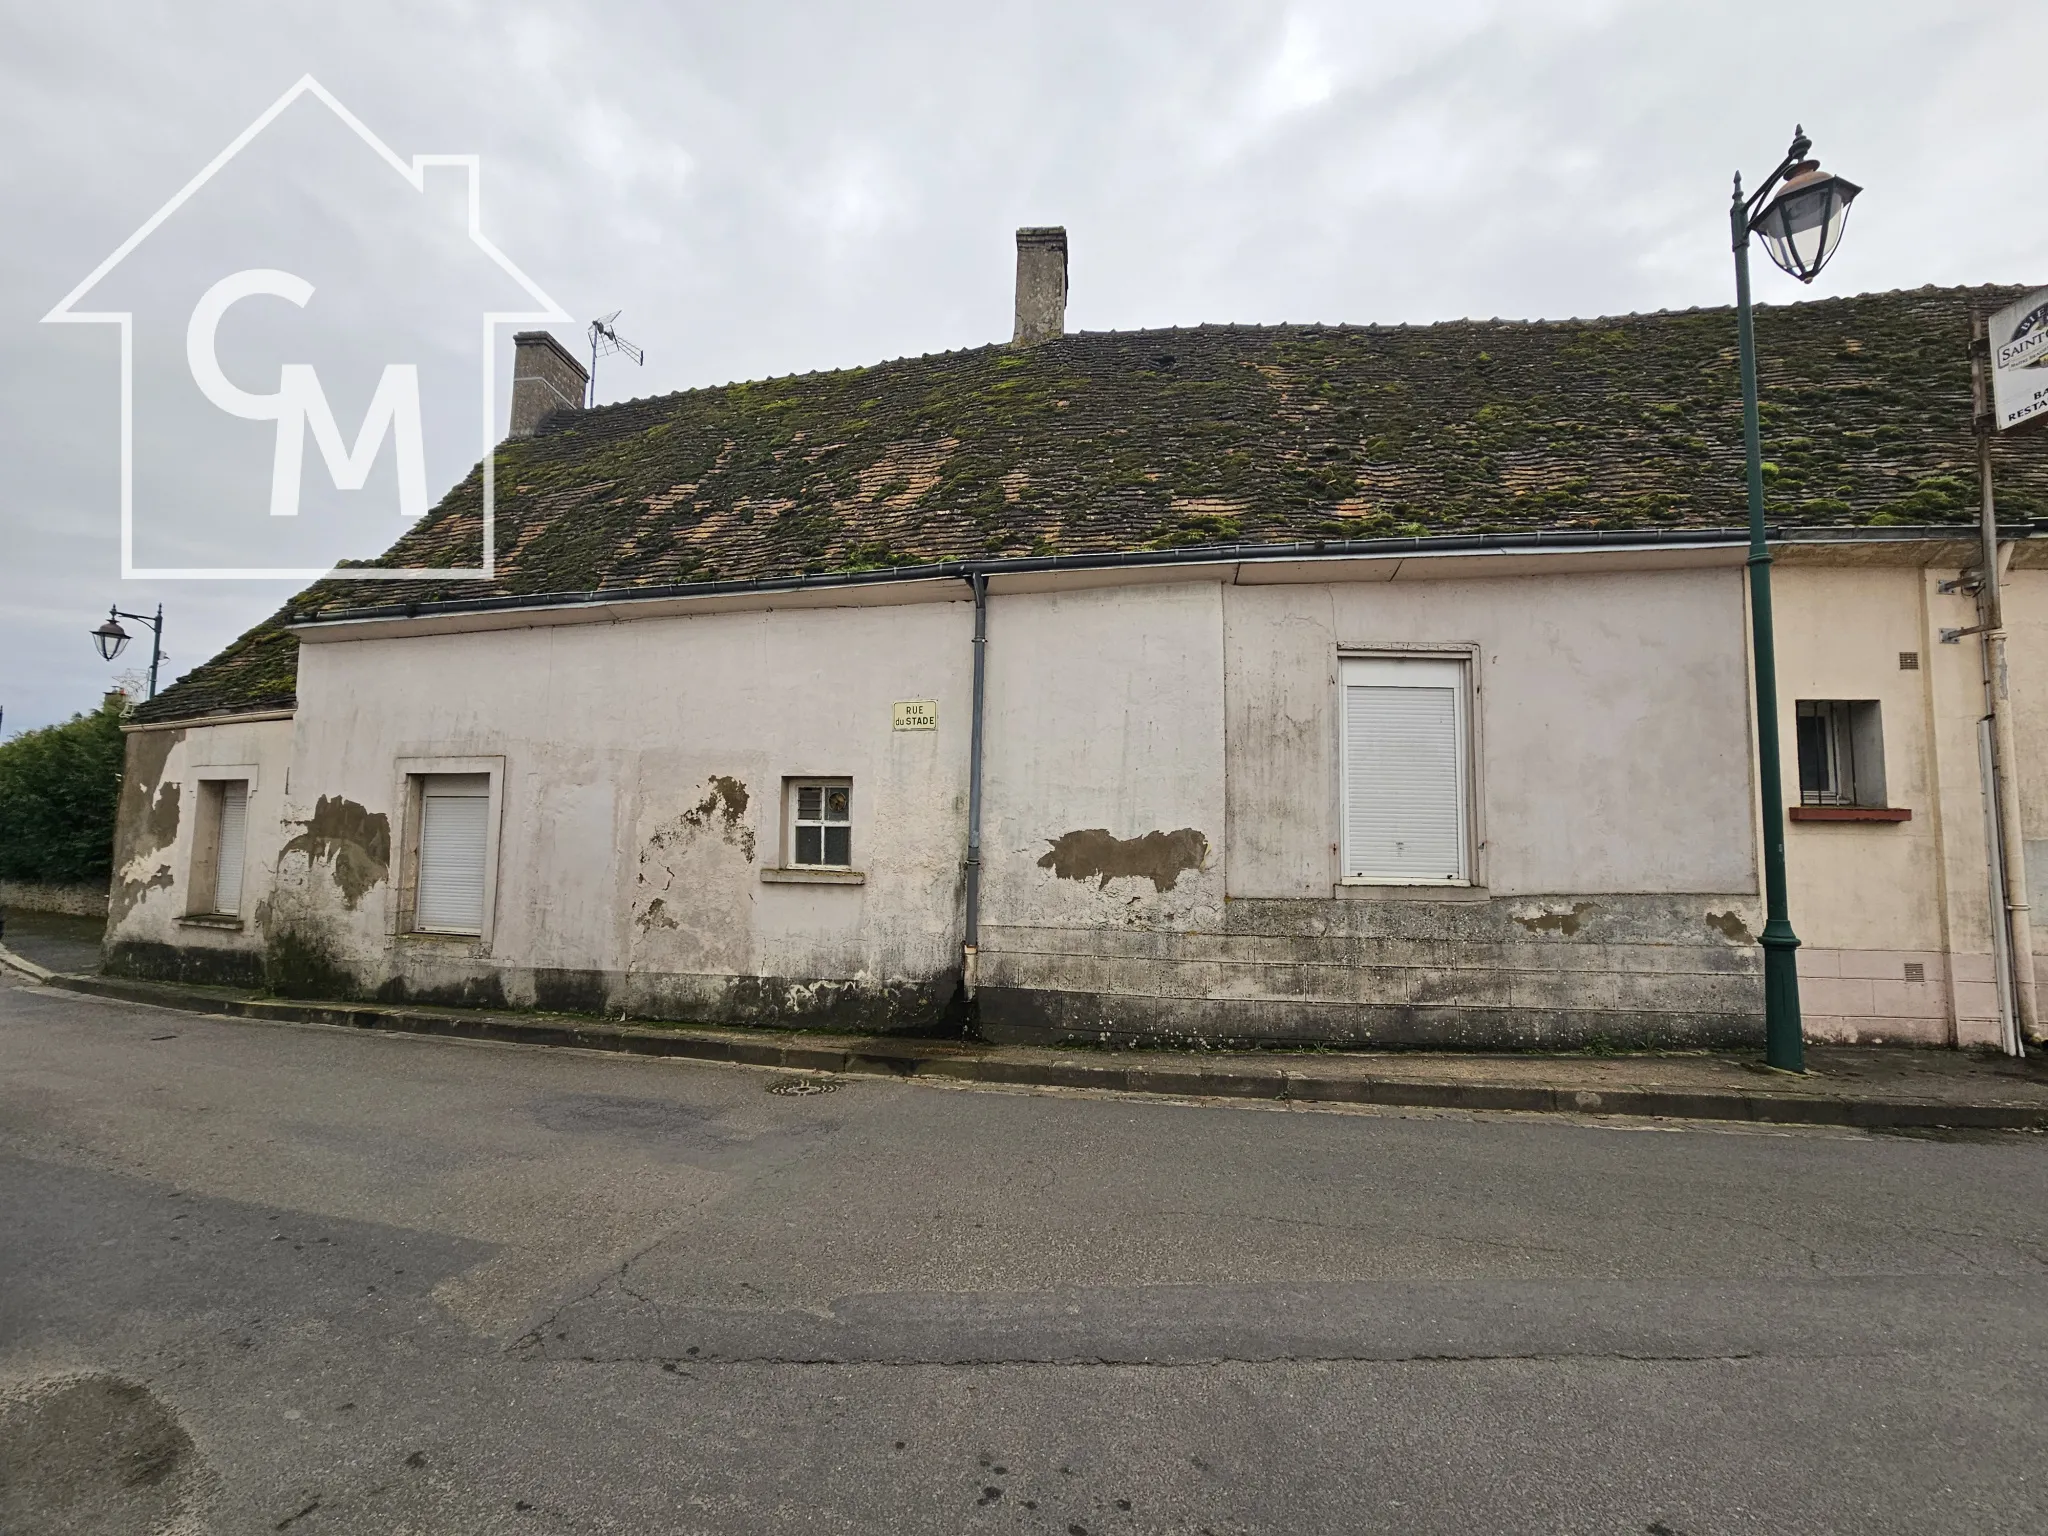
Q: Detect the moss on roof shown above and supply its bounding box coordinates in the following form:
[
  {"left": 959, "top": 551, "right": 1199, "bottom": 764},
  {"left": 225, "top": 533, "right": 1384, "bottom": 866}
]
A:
[
  {"left": 128, "top": 601, "right": 299, "bottom": 725},
  {"left": 133, "top": 283, "right": 2047, "bottom": 725}
]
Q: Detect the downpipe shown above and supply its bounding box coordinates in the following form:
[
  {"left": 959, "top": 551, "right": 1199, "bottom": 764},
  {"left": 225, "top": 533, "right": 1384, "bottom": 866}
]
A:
[
  {"left": 962, "top": 571, "right": 989, "bottom": 1001},
  {"left": 1971, "top": 322, "right": 2035, "bottom": 1055}
]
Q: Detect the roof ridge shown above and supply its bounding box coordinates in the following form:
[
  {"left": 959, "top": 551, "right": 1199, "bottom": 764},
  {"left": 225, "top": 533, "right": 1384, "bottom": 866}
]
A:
[{"left": 554, "top": 281, "right": 2038, "bottom": 424}]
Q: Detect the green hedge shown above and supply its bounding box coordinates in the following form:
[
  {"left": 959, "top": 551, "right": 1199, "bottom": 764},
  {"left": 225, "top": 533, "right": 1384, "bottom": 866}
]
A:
[{"left": 0, "top": 698, "right": 126, "bottom": 883}]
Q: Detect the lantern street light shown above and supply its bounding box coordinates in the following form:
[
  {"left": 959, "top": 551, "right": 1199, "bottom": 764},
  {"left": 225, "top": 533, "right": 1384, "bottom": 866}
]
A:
[
  {"left": 91, "top": 603, "right": 165, "bottom": 699},
  {"left": 1732, "top": 127, "right": 1861, "bottom": 1074}
]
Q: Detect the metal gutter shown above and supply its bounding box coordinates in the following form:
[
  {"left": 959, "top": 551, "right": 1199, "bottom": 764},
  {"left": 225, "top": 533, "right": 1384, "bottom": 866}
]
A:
[
  {"left": 287, "top": 526, "right": 1765, "bottom": 633},
  {"left": 123, "top": 706, "right": 296, "bottom": 734}
]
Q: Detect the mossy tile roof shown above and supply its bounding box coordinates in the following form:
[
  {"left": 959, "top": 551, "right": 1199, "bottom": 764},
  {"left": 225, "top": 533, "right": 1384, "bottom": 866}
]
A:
[{"left": 132, "top": 282, "right": 2046, "bottom": 725}]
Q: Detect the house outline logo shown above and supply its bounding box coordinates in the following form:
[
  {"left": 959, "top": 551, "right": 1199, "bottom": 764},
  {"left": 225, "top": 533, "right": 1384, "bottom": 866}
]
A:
[{"left": 42, "top": 74, "right": 569, "bottom": 582}]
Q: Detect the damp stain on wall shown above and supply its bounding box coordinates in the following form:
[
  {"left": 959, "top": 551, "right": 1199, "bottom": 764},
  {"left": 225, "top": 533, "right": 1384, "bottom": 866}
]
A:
[
  {"left": 279, "top": 797, "right": 391, "bottom": 909},
  {"left": 1704, "top": 909, "right": 1754, "bottom": 943},
  {"left": 1512, "top": 901, "right": 1601, "bottom": 937},
  {"left": 1037, "top": 828, "right": 1210, "bottom": 893},
  {"left": 677, "top": 774, "right": 755, "bottom": 862}
]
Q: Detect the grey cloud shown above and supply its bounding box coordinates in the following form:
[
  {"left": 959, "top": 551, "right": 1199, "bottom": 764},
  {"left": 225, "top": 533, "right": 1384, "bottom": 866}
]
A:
[{"left": 2, "top": 0, "right": 2040, "bottom": 731}]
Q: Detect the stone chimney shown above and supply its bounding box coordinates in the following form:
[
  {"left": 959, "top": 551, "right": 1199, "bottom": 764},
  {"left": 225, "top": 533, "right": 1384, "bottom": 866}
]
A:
[
  {"left": 508, "top": 330, "right": 588, "bottom": 438},
  {"left": 1012, "top": 226, "right": 1067, "bottom": 346}
]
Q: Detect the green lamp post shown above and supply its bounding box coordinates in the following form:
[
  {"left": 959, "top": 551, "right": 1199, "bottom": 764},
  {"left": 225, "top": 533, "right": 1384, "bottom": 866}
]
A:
[
  {"left": 1731, "top": 127, "right": 1862, "bottom": 1072},
  {"left": 92, "top": 603, "right": 165, "bottom": 699}
]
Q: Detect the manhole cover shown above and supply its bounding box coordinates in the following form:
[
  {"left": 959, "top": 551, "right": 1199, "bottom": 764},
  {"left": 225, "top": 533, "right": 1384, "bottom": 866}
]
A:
[{"left": 767, "top": 1076, "right": 840, "bottom": 1096}]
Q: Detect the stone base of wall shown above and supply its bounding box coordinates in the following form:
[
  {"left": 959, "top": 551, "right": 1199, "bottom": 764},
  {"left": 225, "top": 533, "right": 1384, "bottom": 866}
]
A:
[
  {"left": 103, "top": 935, "right": 960, "bottom": 1035},
  {"left": 1797, "top": 947, "right": 1958, "bottom": 1047},
  {"left": 1, "top": 881, "right": 110, "bottom": 918},
  {"left": 979, "top": 893, "right": 1766, "bottom": 1049},
  {"left": 94, "top": 892, "right": 1770, "bottom": 1047},
  {"left": 105, "top": 938, "right": 265, "bottom": 990},
  {"left": 975, "top": 987, "right": 1758, "bottom": 1051},
  {"left": 369, "top": 962, "right": 956, "bottom": 1034}
]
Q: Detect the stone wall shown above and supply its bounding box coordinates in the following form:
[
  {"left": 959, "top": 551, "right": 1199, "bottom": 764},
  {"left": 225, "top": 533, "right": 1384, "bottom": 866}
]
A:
[
  {"left": 0, "top": 881, "right": 109, "bottom": 918},
  {"left": 979, "top": 894, "right": 1763, "bottom": 1050}
]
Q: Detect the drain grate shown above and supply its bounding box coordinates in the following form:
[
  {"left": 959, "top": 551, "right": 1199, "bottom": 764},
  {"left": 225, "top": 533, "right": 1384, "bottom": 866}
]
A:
[{"left": 767, "top": 1076, "right": 840, "bottom": 1096}]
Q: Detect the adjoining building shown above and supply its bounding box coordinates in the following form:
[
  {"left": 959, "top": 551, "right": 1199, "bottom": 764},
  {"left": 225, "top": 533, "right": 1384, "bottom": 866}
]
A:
[{"left": 105, "top": 232, "right": 2048, "bottom": 1050}]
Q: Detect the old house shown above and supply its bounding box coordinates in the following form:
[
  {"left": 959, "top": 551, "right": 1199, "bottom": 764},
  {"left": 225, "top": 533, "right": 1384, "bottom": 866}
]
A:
[{"left": 104, "top": 232, "right": 2048, "bottom": 1050}]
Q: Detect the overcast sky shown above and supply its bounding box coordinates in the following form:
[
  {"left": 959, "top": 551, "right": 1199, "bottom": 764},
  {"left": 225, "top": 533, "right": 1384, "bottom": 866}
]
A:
[{"left": 2, "top": 0, "right": 2041, "bottom": 735}]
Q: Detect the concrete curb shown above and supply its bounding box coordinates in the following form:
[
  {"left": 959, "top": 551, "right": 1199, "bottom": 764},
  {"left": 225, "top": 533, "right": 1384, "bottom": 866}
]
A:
[
  {"left": 0, "top": 941, "right": 55, "bottom": 983},
  {"left": 25, "top": 969, "right": 2048, "bottom": 1132}
]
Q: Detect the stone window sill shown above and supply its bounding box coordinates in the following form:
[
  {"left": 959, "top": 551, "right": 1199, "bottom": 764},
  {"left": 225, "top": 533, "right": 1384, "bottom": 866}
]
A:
[
  {"left": 1333, "top": 882, "right": 1488, "bottom": 902},
  {"left": 176, "top": 913, "right": 244, "bottom": 931},
  {"left": 1339, "top": 877, "right": 1472, "bottom": 887},
  {"left": 397, "top": 930, "right": 486, "bottom": 955},
  {"left": 1788, "top": 806, "right": 1912, "bottom": 823},
  {"left": 761, "top": 867, "right": 866, "bottom": 886}
]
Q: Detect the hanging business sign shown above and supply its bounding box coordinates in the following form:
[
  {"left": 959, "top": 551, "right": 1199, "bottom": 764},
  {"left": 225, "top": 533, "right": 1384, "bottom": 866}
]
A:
[{"left": 1989, "top": 287, "right": 2048, "bottom": 432}]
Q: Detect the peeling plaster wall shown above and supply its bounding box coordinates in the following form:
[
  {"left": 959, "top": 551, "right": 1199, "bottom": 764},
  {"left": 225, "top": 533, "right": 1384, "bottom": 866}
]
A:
[
  {"left": 277, "top": 598, "right": 975, "bottom": 1026},
  {"left": 980, "top": 581, "right": 1228, "bottom": 939},
  {"left": 108, "top": 554, "right": 2048, "bottom": 1048},
  {"left": 976, "top": 570, "right": 1766, "bottom": 1049},
  {"left": 103, "top": 717, "right": 295, "bottom": 987},
  {"left": 110, "top": 567, "right": 1781, "bottom": 1045}
]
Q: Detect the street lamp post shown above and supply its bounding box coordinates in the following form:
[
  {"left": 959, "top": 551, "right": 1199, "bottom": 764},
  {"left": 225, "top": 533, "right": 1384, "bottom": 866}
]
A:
[
  {"left": 1731, "top": 127, "right": 1861, "bottom": 1073},
  {"left": 91, "top": 603, "right": 165, "bottom": 700}
]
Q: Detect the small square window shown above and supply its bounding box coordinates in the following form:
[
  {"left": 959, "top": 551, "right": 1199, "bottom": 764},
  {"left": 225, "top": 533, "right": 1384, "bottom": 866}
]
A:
[
  {"left": 1796, "top": 700, "right": 1888, "bottom": 808},
  {"left": 788, "top": 779, "right": 852, "bottom": 868}
]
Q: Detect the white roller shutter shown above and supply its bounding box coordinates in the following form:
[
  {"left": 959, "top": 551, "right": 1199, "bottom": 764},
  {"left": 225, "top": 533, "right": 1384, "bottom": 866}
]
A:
[
  {"left": 213, "top": 781, "right": 248, "bottom": 914},
  {"left": 1341, "top": 657, "right": 1468, "bottom": 883},
  {"left": 417, "top": 774, "right": 491, "bottom": 934}
]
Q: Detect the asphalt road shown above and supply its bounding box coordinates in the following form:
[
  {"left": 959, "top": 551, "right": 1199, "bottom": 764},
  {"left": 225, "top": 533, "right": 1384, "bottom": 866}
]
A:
[
  {"left": 0, "top": 910, "right": 105, "bottom": 975},
  {"left": 2, "top": 972, "right": 2044, "bottom": 1534}
]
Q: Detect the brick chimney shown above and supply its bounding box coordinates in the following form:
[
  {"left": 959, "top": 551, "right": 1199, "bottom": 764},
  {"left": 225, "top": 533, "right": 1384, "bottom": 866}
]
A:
[
  {"left": 508, "top": 330, "right": 588, "bottom": 438},
  {"left": 1012, "top": 227, "right": 1067, "bottom": 346}
]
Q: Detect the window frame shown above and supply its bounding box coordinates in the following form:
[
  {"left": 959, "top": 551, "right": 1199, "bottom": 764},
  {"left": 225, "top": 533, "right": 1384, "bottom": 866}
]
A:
[
  {"left": 391, "top": 756, "right": 505, "bottom": 946},
  {"left": 1794, "top": 699, "right": 1887, "bottom": 809},
  {"left": 1335, "top": 649, "right": 1478, "bottom": 889},
  {"left": 783, "top": 777, "right": 855, "bottom": 871},
  {"left": 185, "top": 765, "right": 259, "bottom": 921}
]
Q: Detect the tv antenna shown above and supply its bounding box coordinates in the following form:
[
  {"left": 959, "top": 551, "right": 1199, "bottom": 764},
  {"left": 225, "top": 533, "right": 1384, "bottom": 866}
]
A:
[{"left": 586, "top": 311, "right": 645, "bottom": 406}]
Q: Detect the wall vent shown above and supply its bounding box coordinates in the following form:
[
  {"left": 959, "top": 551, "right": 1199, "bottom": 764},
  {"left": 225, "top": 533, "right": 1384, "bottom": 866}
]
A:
[
  {"left": 1899, "top": 652, "right": 1920, "bottom": 670},
  {"left": 1903, "top": 961, "right": 1926, "bottom": 982}
]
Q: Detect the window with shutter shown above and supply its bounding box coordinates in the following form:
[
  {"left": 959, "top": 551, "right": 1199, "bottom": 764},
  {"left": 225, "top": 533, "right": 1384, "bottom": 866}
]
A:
[
  {"left": 1340, "top": 656, "right": 1469, "bottom": 884},
  {"left": 213, "top": 781, "right": 248, "bottom": 914},
  {"left": 416, "top": 774, "right": 491, "bottom": 934}
]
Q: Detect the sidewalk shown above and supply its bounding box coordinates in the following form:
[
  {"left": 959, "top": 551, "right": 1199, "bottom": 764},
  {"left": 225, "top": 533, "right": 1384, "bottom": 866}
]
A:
[{"left": 7, "top": 943, "right": 2048, "bottom": 1131}]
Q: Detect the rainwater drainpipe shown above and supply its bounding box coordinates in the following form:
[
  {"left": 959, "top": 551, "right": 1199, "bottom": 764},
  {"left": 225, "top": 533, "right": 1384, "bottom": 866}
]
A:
[
  {"left": 1971, "top": 321, "right": 2036, "bottom": 1054},
  {"left": 962, "top": 570, "right": 989, "bottom": 1000}
]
